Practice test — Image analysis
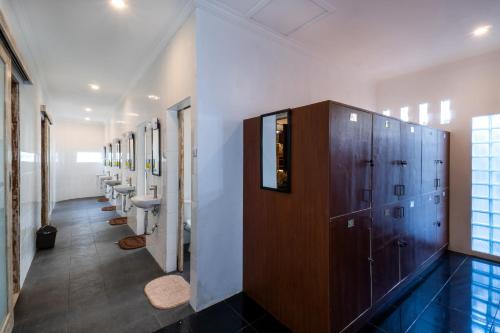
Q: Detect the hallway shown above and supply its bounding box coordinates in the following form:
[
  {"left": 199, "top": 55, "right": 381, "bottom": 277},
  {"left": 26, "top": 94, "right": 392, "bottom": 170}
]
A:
[{"left": 13, "top": 198, "right": 192, "bottom": 333}]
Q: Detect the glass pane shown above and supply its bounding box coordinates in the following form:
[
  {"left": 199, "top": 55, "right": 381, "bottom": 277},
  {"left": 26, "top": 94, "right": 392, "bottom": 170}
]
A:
[
  {"left": 473, "top": 116, "right": 490, "bottom": 129},
  {"left": 473, "top": 225, "right": 490, "bottom": 240},
  {"left": 473, "top": 239, "right": 490, "bottom": 253},
  {"left": 492, "top": 115, "right": 500, "bottom": 128},
  {"left": 473, "top": 211, "right": 490, "bottom": 226},
  {"left": 472, "top": 184, "right": 489, "bottom": 198},
  {"left": 493, "top": 143, "right": 500, "bottom": 156},
  {"left": 472, "top": 198, "right": 489, "bottom": 212},
  {"left": 473, "top": 171, "right": 489, "bottom": 184},
  {"left": 473, "top": 130, "right": 490, "bottom": 143},
  {"left": 473, "top": 144, "right": 490, "bottom": 157},
  {"left": 493, "top": 129, "right": 500, "bottom": 142},
  {"left": 473, "top": 157, "right": 489, "bottom": 171}
]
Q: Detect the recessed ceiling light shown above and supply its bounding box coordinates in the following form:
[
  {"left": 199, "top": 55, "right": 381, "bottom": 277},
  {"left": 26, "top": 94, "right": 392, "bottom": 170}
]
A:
[
  {"left": 85, "top": 107, "right": 92, "bottom": 112},
  {"left": 110, "top": 0, "right": 127, "bottom": 10},
  {"left": 89, "top": 83, "right": 100, "bottom": 91},
  {"left": 116, "top": 120, "right": 126, "bottom": 124},
  {"left": 84, "top": 117, "right": 91, "bottom": 121},
  {"left": 127, "top": 112, "right": 139, "bottom": 117},
  {"left": 148, "top": 95, "right": 160, "bottom": 100},
  {"left": 473, "top": 25, "right": 492, "bottom": 37}
]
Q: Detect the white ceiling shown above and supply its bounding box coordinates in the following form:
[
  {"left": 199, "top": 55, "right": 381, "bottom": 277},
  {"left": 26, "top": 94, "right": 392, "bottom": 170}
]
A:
[
  {"left": 9, "top": 0, "right": 189, "bottom": 122},
  {"left": 9, "top": 0, "right": 500, "bottom": 123}
]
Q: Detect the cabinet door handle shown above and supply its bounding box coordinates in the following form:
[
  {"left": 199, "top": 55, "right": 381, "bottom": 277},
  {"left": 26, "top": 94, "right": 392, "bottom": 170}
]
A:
[
  {"left": 436, "top": 221, "right": 441, "bottom": 227},
  {"left": 434, "top": 178, "right": 441, "bottom": 188},
  {"left": 397, "top": 240, "right": 408, "bottom": 247},
  {"left": 434, "top": 195, "right": 441, "bottom": 204},
  {"left": 394, "top": 206, "right": 405, "bottom": 219},
  {"left": 394, "top": 184, "right": 406, "bottom": 197},
  {"left": 398, "top": 160, "right": 408, "bottom": 167},
  {"left": 366, "top": 159, "right": 374, "bottom": 167}
]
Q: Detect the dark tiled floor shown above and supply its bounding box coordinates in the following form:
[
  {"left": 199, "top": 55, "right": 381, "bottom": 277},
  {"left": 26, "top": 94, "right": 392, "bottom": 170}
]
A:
[
  {"left": 159, "top": 251, "right": 500, "bottom": 333},
  {"left": 13, "top": 197, "right": 192, "bottom": 333}
]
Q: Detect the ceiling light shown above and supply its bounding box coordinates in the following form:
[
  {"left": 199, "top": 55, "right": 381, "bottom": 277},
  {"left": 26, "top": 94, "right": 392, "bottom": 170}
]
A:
[
  {"left": 89, "top": 83, "right": 100, "bottom": 91},
  {"left": 85, "top": 107, "right": 92, "bottom": 112},
  {"left": 110, "top": 0, "right": 127, "bottom": 10},
  {"left": 116, "top": 120, "right": 126, "bottom": 124},
  {"left": 84, "top": 117, "right": 91, "bottom": 121},
  {"left": 127, "top": 112, "right": 139, "bottom": 117},
  {"left": 148, "top": 95, "right": 160, "bottom": 100},
  {"left": 473, "top": 25, "right": 491, "bottom": 37}
]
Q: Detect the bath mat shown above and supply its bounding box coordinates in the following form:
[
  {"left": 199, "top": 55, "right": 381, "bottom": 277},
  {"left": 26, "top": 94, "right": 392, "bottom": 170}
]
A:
[
  {"left": 118, "top": 235, "right": 145, "bottom": 250},
  {"left": 101, "top": 206, "right": 116, "bottom": 212},
  {"left": 97, "top": 197, "right": 109, "bottom": 203},
  {"left": 109, "top": 217, "right": 127, "bottom": 225},
  {"left": 144, "top": 275, "right": 190, "bottom": 310}
]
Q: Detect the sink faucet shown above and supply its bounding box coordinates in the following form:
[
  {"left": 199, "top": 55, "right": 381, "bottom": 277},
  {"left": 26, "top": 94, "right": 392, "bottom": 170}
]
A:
[
  {"left": 128, "top": 177, "right": 132, "bottom": 186},
  {"left": 149, "top": 185, "right": 158, "bottom": 199}
]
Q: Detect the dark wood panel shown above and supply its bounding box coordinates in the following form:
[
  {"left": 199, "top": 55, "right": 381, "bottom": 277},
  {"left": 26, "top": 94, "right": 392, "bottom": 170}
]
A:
[
  {"left": 400, "top": 123, "right": 422, "bottom": 199},
  {"left": 244, "top": 101, "right": 332, "bottom": 333},
  {"left": 420, "top": 193, "right": 438, "bottom": 261},
  {"left": 331, "top": 210, "right": 372, "bottom": 333},
  {"left": 330, "top": 104, "right": 372, "bottom": 217},
  {"left": 422, "top": 127, "right": 437, "bottom": 194},
  {"left": 399, "top": 196, "right": 422, "bottom": 279},
  {"left": 437, "top": 131, "right": 450, "bottom": 189},
  {"left": 372, "top": 203, "right": 401, "bottom": 302},
  {"left": 436, "top": 189, "right": 449, "bottom": 250},
  {"left": 372, "top": 115, "right": 401, "bottom": 207}
]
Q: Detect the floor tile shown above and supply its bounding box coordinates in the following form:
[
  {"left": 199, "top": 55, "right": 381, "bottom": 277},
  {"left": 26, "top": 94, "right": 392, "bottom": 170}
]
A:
[{"left": 225, "top": 293, "right": 267, "bottom": 324}]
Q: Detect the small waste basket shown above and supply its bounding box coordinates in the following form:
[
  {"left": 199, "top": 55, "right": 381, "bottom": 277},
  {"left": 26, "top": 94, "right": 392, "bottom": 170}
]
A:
[{"left": 36, "top": 225, "right": 57, "bottom": 250}]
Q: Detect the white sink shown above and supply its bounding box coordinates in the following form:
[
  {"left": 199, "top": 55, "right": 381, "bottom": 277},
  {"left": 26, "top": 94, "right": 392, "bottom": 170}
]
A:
[
  {"left": 131, "top": 195, "right": 161, "bottom": 209},
  {"left": 104, "top": 179, "right": 121, "bottom": 186},
  {"left": 99, "top": 175, "right": 112, "bottom": 181},
  {"left": 114, "top": 185, "right": 135, "bottom": 195}
]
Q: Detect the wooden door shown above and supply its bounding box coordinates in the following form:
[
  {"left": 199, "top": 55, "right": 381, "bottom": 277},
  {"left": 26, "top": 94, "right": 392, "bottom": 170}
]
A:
[
  {"left": 437, "top": 131, "right": 450, "bottom": 190},
  {"left": 372, "top": 115, "right": 400, "bottom": 207},
  {"left": 372, "top": 203, "right": 402, "bottom": 302},
  {"left": 331, "top": 210, "right": 372, "bottom": 333},
  {"left": 330, "top": 105, "right": 372, "bottom": 217},
  {"left": 400, "top": 123, "right": 422, "bottom": 199},
  {"left": 422, "top": 127, "right": 437, "bottom": 194},
  {"left": 399, "top": 197, "right": 422, "bottom": 280},
  {"left": 420, "top": 193, "right": 438, "bottom": 261},
  {"left": 436, "top": 189, "right": 449, "bottom": 250}
]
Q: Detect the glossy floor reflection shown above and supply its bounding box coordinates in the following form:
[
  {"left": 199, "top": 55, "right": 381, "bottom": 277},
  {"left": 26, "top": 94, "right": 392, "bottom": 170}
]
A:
[{"left": 363, "top": 251, "right": 500, "bottom": 333}]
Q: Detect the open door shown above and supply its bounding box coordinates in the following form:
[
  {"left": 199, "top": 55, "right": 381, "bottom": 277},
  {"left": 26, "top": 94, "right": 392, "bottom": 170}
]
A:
[{"left": 41, "top": 107, "right": 52, "bottom": 227}]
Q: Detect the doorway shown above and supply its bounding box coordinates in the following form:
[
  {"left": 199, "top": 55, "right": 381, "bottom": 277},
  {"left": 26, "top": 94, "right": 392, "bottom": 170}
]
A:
[
  {"left": 177, "top": 107, "right": 192, "bottom": 272},
  {"left": 41, "top": 108, "right": 52, "bottom": 227}
]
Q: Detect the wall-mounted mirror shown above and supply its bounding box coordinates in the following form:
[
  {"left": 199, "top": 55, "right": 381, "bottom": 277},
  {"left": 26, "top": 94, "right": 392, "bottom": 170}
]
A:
[
  {"left": 103, "top": 146, "right": 107, "bottom": 166},
  {"left": 151, "top": 118, "right": 161, "bottom": 176},
  {"left": 114, "top": 139, "right": 121, "bottom": 168},
  {"left": 127, "top": 132, "right": 135, "bottom": 171},
  {"left": 108, "top": 143, "right": 113, "bottom": 167},
  {"left": 261, "top": 110, "right": 291, "bottom": 192}
]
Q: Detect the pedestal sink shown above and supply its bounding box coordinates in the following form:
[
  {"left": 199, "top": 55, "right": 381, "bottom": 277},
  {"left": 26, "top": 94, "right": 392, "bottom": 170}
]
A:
[
  {"left": 131, "top": 195, "right": 161, "bottom": 235},
  {"left": 103, "top": 179, "right": 121, "bottom": 186},
  {"left": 114, "top": 185, "right": 135, "bottom": 195}
]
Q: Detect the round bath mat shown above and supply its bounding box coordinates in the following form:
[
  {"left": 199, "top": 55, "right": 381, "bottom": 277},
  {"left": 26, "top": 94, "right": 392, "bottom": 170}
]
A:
[
  {"left": 144, "top": 275, "right": 190, "bottom": 310},
  {"left": 97, "top": 197, "right": 109, "bottom": 203},
  {"left": 118, "top": 235, "right": 145, "bottom": 250},
  {"left": 101, "top": 205, "right": 116, "bottom": 212}
]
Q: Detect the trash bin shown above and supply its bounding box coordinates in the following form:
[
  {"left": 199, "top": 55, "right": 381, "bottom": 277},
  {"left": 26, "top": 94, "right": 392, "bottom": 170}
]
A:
[{"left": 36, "top": 225, "right": 57, "bottom": 250}]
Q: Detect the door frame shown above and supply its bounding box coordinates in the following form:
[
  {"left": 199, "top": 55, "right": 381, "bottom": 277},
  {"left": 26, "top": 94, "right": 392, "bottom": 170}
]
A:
[
  {"left": 0, "top": 39, "right": 15, "bottom": 333},
  {"left": 40, "top": 108, "right": 52, "bottom": 227}
]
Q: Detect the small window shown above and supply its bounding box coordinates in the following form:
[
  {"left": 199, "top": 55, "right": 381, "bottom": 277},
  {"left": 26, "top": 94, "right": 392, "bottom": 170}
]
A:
[
  {"left": 441, "top": 100, "right": 451, "bottom": 124},
  {"left": 400, "top": 106, "right": 409, "bottom": 122},
  {"left": 382, "top": 109, "right": 391, "bottom": 116},
  {"left": 419, "top": 103, "right": 429, "bottom": 125}
]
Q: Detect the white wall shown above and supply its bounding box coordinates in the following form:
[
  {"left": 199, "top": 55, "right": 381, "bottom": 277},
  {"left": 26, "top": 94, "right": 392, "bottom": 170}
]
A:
[
  {"left": 194, "top": 7, "right": 375, "bottom": 309},
  {"left": 53, "top": 119, "right": 105, "bottom": 201},
  {"left": 376, "top": 49, "right": 500, "bottom": 258}
]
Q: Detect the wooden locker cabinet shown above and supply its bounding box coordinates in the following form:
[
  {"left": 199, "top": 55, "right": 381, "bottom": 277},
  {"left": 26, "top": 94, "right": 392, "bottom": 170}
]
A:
[
  {"left": 330, "top": 105, "right": 372, "bottom": 218},
  {"left": 243, "top": 101, "right": 450, "bottom": 333},
  {"left": 331, "top": 211, "right": 372, "bottom": 333}
]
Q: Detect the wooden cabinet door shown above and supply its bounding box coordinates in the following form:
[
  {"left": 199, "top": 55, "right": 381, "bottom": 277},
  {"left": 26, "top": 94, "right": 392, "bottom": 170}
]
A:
[
  {"left": 372, "top": 115, "right": 401, "bottom": 207},
  {"left": 400, "top": 123, "right": 422, "bottom": 199},
  {"left": 331, "top": 210, "right": 372, "bottom": 333},
  {"left": 437, "top": 131, "right": 450, "bottom": 190},
  {"left": 436, "top": 189, "right": 449, "bottom": 250},
  {"left": 422, "top": 127, "right": 437, "bottom": 194},
  {"left": 330, "top": 105, "right": 372, "bottom": 217},
  {"left": 420, "top": 193, "right": 438, "bottom": 262},
  {"left": 372, "top": 203, "right": 402, "bottom": 302},
  {"left": 399, "top": 197, "right": 422, "bottom": 280}
]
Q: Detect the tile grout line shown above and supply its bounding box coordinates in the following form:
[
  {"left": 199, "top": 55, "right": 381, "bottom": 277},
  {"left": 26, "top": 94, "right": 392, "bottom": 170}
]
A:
[{"left": 404, "top": 256, "right": 469, "bottom": 332}]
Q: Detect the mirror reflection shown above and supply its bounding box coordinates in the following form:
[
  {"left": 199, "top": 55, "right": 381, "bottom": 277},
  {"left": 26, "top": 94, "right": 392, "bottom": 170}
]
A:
[
  {"left": 103, "top": 146, "right": 107, "bottom": 166},
  {"left": 152, "top": 120, "right": 161, "bottom": 176},
  {"left": 108, "top": 143, "right": 113, "bottom": 167},
  {"left": 261, "top": 110, "right": 290, "bottom": 192},
  {"left": 127, "top": 132, "right": 135, "bottom": 171},
  {"left": 115, "top": 140, "right": 121, "bottom": 168}
]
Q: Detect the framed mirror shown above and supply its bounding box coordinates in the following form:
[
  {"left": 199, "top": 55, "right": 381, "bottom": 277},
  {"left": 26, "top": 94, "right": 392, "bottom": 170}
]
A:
[
  {"left": 103, "top": 146, "right": 107, "bottom": 166},
  {"left": 108, "top": 143, "right": 113, "bottom": 167},
  {"left": 114, "top": 139, "right": 121, "bottom": 168},
  {"left": 127, "top": 132, "right": 135, "bottom": 171},
  {"left": 261, "top": 110, "right": 291, "bottom": 192},
  {"left": 151, "top": 118, "right": 161, "bottom": 176}
]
